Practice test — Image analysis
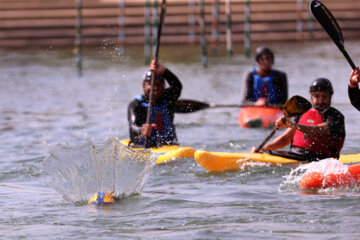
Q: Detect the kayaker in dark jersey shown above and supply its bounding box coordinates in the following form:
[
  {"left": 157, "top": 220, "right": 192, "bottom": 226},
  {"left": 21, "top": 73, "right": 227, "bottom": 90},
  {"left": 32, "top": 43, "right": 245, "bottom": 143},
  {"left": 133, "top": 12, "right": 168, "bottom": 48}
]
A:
[
  {"left": 241, "top": 46, "right": 288, "bottom": 106},
  {"left": 128, "top": 60, "right": 205, "bottom": 148},
  {"left": 128, "top": 60, "right": 181, "bottom": 148},
  {"left": 349, "top": 67, "right": 360, "bottom": 111},
  {"left": 253, "top": 78, "right": 345, "bottom": 161}
]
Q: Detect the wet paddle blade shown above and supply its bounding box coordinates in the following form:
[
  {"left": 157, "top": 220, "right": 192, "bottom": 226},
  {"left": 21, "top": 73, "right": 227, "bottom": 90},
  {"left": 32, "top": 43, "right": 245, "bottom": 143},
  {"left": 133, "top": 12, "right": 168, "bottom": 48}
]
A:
[
  {"left": 310, "top": 0, "right": 356, "bottom": 69},
  {"left": 283, "top": 95, "right": 311, "bottom": 118},
  {"left": 310, "top": 0, "right": 344, "bottom": 50},
  {"left": 174, "top": 99, "right": 210, "bottom": 113}
]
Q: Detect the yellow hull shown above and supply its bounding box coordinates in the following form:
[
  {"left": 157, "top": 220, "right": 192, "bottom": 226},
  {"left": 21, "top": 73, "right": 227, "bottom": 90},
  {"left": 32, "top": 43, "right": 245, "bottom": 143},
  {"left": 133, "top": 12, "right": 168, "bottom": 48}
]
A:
[
  {"left": 194, "top": 150, "right": 360, "bottom": 172},
  {"left": 120, "top": 139, "right": 195, "bottom": 164}
]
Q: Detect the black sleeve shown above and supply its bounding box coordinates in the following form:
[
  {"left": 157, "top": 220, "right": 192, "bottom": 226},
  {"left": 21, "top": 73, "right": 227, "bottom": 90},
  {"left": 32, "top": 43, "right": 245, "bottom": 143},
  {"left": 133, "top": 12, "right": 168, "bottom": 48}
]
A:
[
  {"left": 240, "top": 70, "right": 255, "bottom": 105},
  {"left": 127, "top": 99, "right": 146, "bottom": 142},
  {"left": 273, "top": 70, "right": 288, "bottom": 104},
  {"left": 325, "top": 108, "right": 346, "bottom": 138},
  {"left": 163, "top": 68, "right": 182, "bottom": 103},
  {"left": 348, "top": 86, "right": 360, "bottom": 111}
]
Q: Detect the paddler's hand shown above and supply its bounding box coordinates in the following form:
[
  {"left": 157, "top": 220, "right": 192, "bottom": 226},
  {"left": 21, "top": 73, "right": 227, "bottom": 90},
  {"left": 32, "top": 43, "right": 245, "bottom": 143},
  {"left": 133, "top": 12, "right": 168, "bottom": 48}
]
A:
[
  {"left": 276, "top": 117, "right": 300, "bottom": 130},
  {"left": 275, "top": 116, "right": 288, "bottom": 129},
  {"left": 349, "top": 67, "right": 360, "bottom": 88},
  {"left": 251, "top": 146, "right": 258, "bottom": 153},
  {"left": 251, "top": 146, "right": 266, "bottom": 153},
  {"left": 150, "top": 60, "right": 166, "bottom": 75},
  {"left": 141, "top": 123, "right": 157, "bottom": 137},
  {"left": 254, "top": 97, "right": 267, "bottom": 107}
]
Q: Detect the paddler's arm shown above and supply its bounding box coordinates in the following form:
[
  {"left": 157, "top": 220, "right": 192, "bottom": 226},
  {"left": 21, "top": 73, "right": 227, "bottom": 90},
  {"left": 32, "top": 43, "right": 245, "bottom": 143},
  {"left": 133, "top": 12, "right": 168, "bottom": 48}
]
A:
[
  {"left": 128, "top": 100, "right": 150, "bottom": 141},
  {"left": 240, "top": 71, "right": 256, "bottom": 106},
  {"left": 128, "top": 101, "right": 158, "bottom": 139},
  {"left": 251, "top": 116, "right": 296, "bottom": 152},
  {"left": 128, "top": 100, "right": 142, "bottom": 136},
  {"left": 261, "top": 128, "right": 296, "bottom": 152},
  {"left": 163, "top": 68, "right": 182, "bottom": 102},
  {"left": 150, "top": 60, "right": 182, "bottom": 102},
  {"left": 285, "top": 119, "right": 330, "bottom": 137},
  {"left": 349, "top": 87, "right": 360, "bottom": 111},
  {"left": 349, "top": 67, "right": 360, "bottom": 111},
  {"left": 273, "top": 70, "right": 288, "bottom": 104}
]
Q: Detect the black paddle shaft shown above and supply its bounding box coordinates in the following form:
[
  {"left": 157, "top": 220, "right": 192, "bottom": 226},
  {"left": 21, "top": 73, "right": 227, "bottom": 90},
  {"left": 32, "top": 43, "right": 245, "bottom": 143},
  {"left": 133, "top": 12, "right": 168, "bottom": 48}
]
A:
[
  {"left": 173, "top": 99, "right": 282, "bottom": 111},
  {"left": 154, "top": 0, "right": 166, "bottom": 62},
  {"left": 255, "top": 127, "right": 278, "bottom": 153},
  {"left": 144, "top": 0, "right": 167, "bottom": 148},
  {"left": 310, "top": 0, "right": 356, "bottom": 70}
]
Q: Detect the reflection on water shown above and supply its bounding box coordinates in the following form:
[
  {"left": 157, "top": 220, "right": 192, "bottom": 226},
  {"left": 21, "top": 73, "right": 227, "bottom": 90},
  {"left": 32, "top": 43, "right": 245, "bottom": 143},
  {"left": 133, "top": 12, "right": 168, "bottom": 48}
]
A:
[
  {"left": 43, "top": 137, "right": 157, "bottom": 203},
  {"left": 1, "top": 41, "right": 360, "bottom": 238}
]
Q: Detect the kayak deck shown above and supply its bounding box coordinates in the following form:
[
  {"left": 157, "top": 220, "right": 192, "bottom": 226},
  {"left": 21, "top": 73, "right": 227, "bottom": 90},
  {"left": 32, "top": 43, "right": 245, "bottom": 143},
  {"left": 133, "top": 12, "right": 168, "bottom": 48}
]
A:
[
  {"left": 194, "top": 150, "right": 360, "bottom": 172},
  {"left": 194, "top": 150, "right": 298, "bottom": 172},
  {"left": 120, "top": 139, "right": 195, "bottom": 164}
]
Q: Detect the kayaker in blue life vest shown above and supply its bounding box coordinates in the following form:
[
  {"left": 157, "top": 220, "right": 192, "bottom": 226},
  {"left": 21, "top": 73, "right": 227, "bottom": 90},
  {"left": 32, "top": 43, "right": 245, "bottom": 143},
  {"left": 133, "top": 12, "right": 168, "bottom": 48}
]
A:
[
  {"left": 253, "top": 78, "right": 345, "bottom": 161},
  {"left": 128, "top": 60, "right": 181, "bottom": 148},
  {"left": 241, "top": 46, "right": 288, "bottom": 106},
  {"left": 349, "top": 67, "right": 360, "bottom": 111}
]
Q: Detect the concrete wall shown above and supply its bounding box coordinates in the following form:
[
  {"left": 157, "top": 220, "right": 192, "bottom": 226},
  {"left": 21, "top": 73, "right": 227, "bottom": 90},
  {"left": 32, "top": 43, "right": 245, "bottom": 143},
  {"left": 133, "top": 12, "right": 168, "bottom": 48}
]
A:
[{"left": 1, "top": 0, "right": 360, "bottom": 48}]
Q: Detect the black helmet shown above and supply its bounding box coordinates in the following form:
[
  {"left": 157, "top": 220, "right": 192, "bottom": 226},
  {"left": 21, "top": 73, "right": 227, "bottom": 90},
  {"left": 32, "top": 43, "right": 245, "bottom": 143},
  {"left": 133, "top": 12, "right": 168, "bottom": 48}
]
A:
[
  {"left": 255, "top": 46, "right": 274, "bottom": 63},
  {"left": 309, "top": 78, "right": 334, "bottom": 95},
  {"left": 143, "top": 70, "right": 163, "bottom": 82}
]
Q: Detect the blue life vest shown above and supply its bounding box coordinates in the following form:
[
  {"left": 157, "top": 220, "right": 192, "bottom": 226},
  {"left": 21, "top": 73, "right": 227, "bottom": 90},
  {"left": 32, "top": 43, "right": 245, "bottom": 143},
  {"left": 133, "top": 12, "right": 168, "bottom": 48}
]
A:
[
  {"left": 135, "top": 95, "right": 177, "bottom": 147},
  {"left": 251, "top": 68, "right": 279, "bottom": 104}
]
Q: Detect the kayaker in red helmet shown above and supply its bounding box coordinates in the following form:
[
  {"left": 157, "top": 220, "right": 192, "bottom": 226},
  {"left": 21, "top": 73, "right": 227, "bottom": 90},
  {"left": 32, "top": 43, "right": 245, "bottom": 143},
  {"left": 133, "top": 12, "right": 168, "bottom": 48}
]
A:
[
  {"left": 253, "top": 78, "right": 345, "bottom": 161},
  {"left": 241, "top": 46, "right": 288, "bottom": 106},
  {"left": 349, "top": 67, "right": 360, "bottom": 111}
]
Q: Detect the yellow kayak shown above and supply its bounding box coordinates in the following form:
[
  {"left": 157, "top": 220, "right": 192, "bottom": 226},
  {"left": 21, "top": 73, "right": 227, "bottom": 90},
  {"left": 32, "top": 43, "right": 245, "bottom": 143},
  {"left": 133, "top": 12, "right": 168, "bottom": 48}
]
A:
[
  {"left": 194, "top": 150, "right": 360, "bottom": 172},
  {"left": 120, "top": 139, "right": 195, "bottom": 164}
]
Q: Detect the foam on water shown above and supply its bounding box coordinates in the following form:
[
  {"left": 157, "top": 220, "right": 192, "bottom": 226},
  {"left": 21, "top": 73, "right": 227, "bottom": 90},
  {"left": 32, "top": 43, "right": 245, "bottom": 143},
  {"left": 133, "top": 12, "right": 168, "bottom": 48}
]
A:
[
  {"left": 279, "top": 159, "right": 358, "bottom": 193},
  {"left": 43, "top": 137, "right": 157, "bottom": 203}
]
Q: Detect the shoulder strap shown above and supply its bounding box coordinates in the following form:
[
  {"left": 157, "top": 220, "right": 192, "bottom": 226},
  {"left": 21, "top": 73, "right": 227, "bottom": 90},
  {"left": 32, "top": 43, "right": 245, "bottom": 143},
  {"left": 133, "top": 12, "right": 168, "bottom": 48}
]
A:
[
  {"left": 135, "top": 94, "right": 143, "bottom": 101},
  {"left": 250, "top": 67, "right": 258, "bottom": 74}
]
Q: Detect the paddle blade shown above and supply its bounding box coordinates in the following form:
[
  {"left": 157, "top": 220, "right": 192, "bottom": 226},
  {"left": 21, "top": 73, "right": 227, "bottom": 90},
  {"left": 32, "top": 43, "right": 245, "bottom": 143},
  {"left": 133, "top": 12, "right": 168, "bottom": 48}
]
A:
[
  {"left": 174, "top": 99, "right": 210, "bottom": 113},
  {"left": 283, "top": 95, "right": 312, "bottom": 118},
  {"left": 310, "top": 0, "right": 356, "bottom": 70},
  {"left": 310, "top": 0, "right": 344, "bottom": 50}
]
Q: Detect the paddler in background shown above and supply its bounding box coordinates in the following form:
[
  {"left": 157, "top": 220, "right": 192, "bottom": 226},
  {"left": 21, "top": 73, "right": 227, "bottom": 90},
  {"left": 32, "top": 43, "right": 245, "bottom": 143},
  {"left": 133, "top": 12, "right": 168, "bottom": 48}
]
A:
[
  {"left": 128, "top": 60, "right": 182, "bottom": 148},
  {"left": 252, "top": 78, "right": 345, "bottom": 161},
  {"left": 241, "top": 46, "right": 288, "bottom": 106},
  {"left": 349, "top": 67, "right": 360, "bottom": 111}
]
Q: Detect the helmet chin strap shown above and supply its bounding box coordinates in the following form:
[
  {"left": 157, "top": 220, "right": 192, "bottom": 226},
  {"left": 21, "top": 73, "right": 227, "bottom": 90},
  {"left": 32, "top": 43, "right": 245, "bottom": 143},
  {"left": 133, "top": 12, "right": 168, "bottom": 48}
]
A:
[{"left": 314, "top": 105, "right": 330, "bottom": 113}]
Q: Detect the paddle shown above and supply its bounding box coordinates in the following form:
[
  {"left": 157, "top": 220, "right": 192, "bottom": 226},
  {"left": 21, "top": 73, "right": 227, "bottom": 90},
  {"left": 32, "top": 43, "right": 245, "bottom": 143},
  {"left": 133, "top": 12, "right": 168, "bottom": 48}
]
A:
[
  {"left": 310, "top": 0, "right": 356, "bottom": 70},
  {"left": 255, "top": 95, "right": 312, "bottom": 153},
  {"left": 173, "top": 99, "right": 282, "bottom": 113},
  {"left": 144, "top": 0, "right": 166, "bottom": 148}
]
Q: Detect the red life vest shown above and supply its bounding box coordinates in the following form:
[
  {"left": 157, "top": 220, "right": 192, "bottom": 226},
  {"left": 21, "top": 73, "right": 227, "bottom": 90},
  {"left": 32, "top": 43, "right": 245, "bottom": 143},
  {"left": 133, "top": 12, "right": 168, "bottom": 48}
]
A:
[{"left": 292, "top": 109, "right": 344, "bottom": 158}]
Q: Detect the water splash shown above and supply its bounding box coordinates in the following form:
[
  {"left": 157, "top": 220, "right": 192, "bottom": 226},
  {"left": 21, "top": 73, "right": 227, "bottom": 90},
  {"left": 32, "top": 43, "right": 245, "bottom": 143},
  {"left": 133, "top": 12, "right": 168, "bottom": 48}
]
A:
[
  {"left": 43, "top": 137, "right": 157, "bottom": 203},
  {"left": 279, "top": 159, "right": 360, "bottom": 193}
]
